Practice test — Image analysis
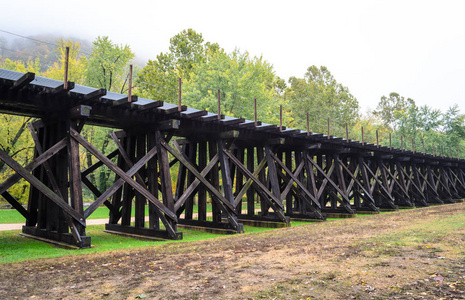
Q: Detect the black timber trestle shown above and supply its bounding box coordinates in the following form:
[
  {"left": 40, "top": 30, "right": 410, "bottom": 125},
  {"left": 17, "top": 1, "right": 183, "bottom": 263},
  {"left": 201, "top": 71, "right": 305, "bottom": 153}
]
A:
[{"left": 0, "top": 68, "right": 465, "bottom": 248}]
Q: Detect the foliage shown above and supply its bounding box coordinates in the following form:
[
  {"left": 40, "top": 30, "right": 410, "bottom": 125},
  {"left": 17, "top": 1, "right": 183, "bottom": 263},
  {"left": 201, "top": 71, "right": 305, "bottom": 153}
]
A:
[
  {"left": 0, "top": 115, "right": 34, "bottom": 204},
  {"left": 136, "top": 29, "right": 221, "bottom": 103},
  {"left": 372, "top": 92, "right": 415, "bottom": 130},
  {"left": 285, "top": 66, "right": 360, "bottom": 136},
  {"left": 183, "top": 49, "right": 286, "bottom": 124},
  {"left": 369, "top": 93, "right": 465, "bottom": 156},
  {"left": 0, "top": 57, "right": 41, "bottom": 74},
  {"left": 44, "top": 39, "right": 87, "bottom": 84},
  {"left": 85, "top": 36, "right": 134, "bottom": 93}
]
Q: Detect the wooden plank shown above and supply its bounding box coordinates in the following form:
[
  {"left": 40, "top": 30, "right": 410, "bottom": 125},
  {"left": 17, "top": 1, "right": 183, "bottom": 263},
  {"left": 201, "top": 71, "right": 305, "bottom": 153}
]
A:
[
  {"left": 197, "top": 141, "right": 207, "bottom": 221},
  {"left": 0, "top": 147, "right": 85, "bottom": 226},
  {"left": 209, "top": 140, "right": 222, "bottom": 224},
  {"left": 147, "top": 133, "right": 160, "bottom": 229},
  {"left": 173, "top": 147, "right": 219, "bottom": 211},
  {"left": 135, "top": 134, "right": 147, "bottom": 228},
  {"left": 1, "top": 191, "right": 30, "bottom": 219},
  {"left": 81, "top": 149, "right": 119, "bottom": 177},
  {"left": 233, "top": 155, "right": 267, "bottom": 206},
  {"left": 246, "top": 147, "right": 255, "bottom": 216},
  {"left": 83, "top": 142, "right": 158, "bottom": 219},
  {"left": 70, "top": 128, "right": 177, "bottom": 221},
  {"left": 160, "top": 138, "right": 236, "bottom": 212},
  {"left": 12, "top": 72, "right": 35, "bottom": 90},
  {"left": 225, "top": 150, "right": 284, "bottom": 209},
  {"left": 155, "top": 131, "right": 177, "bottom": 237},
  {"left": 0, "top": 139, "right": 67, "bottom": 195}
]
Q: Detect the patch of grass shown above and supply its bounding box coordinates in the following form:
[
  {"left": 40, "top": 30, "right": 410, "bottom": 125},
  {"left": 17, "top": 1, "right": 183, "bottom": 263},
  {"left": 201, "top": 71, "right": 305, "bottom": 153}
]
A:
[
  {"left": 0, "top": 207, "right": 114, "bottom": 224},
  {"left": 0, "top": 223, "right": 280, "bottom": 264},
  {"left": 360, "top": 213, "right": 465, "bottom": 257}
]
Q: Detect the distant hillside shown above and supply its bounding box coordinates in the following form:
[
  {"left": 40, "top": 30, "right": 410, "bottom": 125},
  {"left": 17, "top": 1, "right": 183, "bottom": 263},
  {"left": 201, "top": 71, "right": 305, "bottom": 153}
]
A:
[{"left": 0, "top": 33, "right": 92, "bottom": 72}]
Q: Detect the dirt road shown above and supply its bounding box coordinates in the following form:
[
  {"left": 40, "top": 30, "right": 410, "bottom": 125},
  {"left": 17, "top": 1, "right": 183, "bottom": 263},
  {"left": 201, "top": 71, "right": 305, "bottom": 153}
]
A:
[{"left": 1, "top": 203, "right": 465, "bottom": 299}]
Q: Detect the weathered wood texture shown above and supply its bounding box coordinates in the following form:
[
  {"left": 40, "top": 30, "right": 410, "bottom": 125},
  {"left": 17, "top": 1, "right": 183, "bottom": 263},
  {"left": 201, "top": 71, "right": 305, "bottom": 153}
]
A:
[{"left": 0, "top": 68, "right": 464, "bottom": 248}]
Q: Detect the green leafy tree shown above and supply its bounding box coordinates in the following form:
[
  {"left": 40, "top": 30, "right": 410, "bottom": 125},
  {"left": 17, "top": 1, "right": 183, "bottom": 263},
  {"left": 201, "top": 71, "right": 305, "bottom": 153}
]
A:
[
  {"left": 44, "top": 39, "right": 87, "bottom": 84},
  {"left": 183, "top": 49, "right": 285, "bottom": 124},
  {"left": 85, "top": 36, "right": 134, "bottom": 93},
  {"left": 285, "top": 66, "right": 359, "bottom": 136},
  {"left": 136, "top": 29, "right": 220, "bottom": 103},
  {"left": 373, "top": 92, "right": 415, "bottom": 130}
]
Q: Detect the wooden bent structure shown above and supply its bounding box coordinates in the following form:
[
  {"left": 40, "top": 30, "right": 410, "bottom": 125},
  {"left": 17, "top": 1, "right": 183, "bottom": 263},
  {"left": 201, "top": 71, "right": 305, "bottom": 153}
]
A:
[{"left": 0, "top": 68, "right": 464, "bottom": 248}]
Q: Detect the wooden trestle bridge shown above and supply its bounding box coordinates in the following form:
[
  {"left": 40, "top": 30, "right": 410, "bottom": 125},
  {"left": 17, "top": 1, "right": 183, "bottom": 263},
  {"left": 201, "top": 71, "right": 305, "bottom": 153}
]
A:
[{"left": 0, "top": 68, "right": 464, "bottom": 248}]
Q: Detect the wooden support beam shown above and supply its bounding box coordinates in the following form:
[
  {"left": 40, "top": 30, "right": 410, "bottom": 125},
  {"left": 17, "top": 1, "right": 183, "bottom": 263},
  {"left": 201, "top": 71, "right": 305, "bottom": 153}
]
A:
[
  {"left": 69, "top": 128, "right": 177, "bottom": 222},
  {"left": 1, "top": 191, "right": 30, "bottom": 219},
  {"left": 11, "top": 72, "right": 35, "bottom": 90},
  {"left": 0, "top": 147, "right": 85, "bottom": 226}
]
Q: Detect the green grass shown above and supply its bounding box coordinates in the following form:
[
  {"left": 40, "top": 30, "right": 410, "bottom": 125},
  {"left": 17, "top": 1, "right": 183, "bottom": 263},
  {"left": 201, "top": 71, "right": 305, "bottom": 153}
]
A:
[
  {"left": 0, "top": 222, "right": 284, "bottom": 264},
  {"left": 0, "top": 206, "right": 131, "bottom": 224}
]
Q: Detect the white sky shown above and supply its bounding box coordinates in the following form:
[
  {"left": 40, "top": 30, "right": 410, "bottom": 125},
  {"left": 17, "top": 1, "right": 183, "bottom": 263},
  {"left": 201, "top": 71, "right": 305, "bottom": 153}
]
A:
[{"left": 1, "top": 0, "right": 465, "bottom": 114}]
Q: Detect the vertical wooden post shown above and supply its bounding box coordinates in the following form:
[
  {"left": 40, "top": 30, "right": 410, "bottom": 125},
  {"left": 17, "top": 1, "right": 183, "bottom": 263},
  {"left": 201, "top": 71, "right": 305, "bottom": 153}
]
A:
[
  {"left": 376, "top": 130, "right": 379, "bottom": 148},
  {"left": 422, "top": 139, "right": 425, "bottom": 155},
  {"left": 64, "top": 47, "right": 69, "bottom": 90},
  {"left": 246, "top": 147, "right": 255, "bottom": 216},
  {"left": 345, "top": 122, "right": 349, "bottom": 143},
  {"left": 401, "top": 136, "right": 404, "bottom": 152},
  {"left": 458, "top": 147, "right": 460, "bottom": 160},
  {"left": 433, "top": 143, "right": 436, "bottom": 157},
  {"left": 279, "top": 105, "right": 283, "bottom": 131},
  {"left": 198, "top": 141, "right": 207, "bottom": 221},
  {"left": 217, "top": 89, "right": 221, "bottom": 120},
  {"left": 128, "top": 65, "right": 133, "bottom": 102},
  {"left": 254, "top": 98, "right": 257, "bottom": 126},
  {"left": 178, "top": 78, "right": 182, "bottom": 111},
  {"left": 306, "top": 113, "right": 310, "bottom": 136},
  {"left": 67, "top": 120, "right": 84, "bottom": 235}
]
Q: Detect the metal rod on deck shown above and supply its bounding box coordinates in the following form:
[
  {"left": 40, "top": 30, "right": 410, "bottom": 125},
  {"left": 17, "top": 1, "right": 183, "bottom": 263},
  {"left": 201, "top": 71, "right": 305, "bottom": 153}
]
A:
[
  {"left": 389, "top": 133, "right": 392, "bottom": 150},
  {"left": 64, "top": 46, "right": 69, "bottom": 90},
  {"left": 306, "top": 113, "right": 310, "bottom": 136},
  {"left": 128, "top": 64, "right": 133, "bottom": 102},
  {"left": 217, "top": 89, "right": 221, "bottom": 120},
  {"left": 178, "top": 78, "right": 182, "bottom": 111},
  {"left": 361, "top": 126, "right": 364, "bottom": 146},
  {"left": 345, "top": 122, "right": 349, "bottom": 143},
  {"left": 422, "top": 139, "right": 425, "bottom": 155},
  {"left": 327, "top": 118, "right": 330, "bottom": 139},
  {"left": 279, "top": 105, "right": 282, "bottom": 130},
  {"left": 254, "top": 98, "right": 257, "bottom": 126}
]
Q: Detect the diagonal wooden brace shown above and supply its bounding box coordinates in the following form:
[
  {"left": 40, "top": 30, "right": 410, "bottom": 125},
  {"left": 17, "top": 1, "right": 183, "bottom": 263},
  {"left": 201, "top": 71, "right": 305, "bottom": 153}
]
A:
[
  {"left": 0, "top": 147, "right": 85, "bottom": 226},
  {"left": 69, "top": 128, "right": 177, "bottom": 222}
]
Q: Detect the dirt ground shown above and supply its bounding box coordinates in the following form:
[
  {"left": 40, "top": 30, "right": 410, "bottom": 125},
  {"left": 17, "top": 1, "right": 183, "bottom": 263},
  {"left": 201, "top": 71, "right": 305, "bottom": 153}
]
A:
[{"left": 1, "top": 203, "right": 465, "bottom": 300}]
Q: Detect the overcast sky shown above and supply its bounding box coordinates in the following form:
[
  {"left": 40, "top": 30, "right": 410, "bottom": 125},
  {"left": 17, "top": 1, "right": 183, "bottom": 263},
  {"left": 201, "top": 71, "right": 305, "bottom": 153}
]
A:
[{"left": 1, "top": 0, "right": 464, "bottom": 114}]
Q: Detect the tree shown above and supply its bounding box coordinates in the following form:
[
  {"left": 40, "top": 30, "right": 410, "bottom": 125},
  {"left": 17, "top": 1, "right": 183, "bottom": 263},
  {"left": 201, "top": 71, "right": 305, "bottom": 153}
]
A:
[
  {"left": 285, "top": 66, "right": 359, "bottom": 136},
  {"left": 136, "top": 29, "right": 220, "bottom": 103},
  {"left": 0, "top": 57, "right": 41, "bottom": 74},
  {"left": 182, "top": 49, "right": 285, "bottom": 124},
  {"left": 44, "top": 39, "right": 87, "bottom": 84},
  {"left": 373, "top": 92, "right": 415, "bottom": 130},
  {"left": 85, "top": 36, "right": 134, "bottom": 93}
]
